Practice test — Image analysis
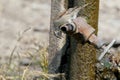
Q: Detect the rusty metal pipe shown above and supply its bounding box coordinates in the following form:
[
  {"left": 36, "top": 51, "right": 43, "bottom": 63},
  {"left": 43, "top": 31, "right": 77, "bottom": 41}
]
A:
[{"left": 60, "top": 17, "right": 103, "bottom": 48}]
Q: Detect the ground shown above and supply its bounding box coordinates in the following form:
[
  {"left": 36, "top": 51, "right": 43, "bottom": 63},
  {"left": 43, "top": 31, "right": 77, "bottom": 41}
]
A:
[
  {"left": 99, "top": 0, "right": 120, "bottom": 43},
  {"left": 0, "top": 0, "right": 120, "bottom": 79}
]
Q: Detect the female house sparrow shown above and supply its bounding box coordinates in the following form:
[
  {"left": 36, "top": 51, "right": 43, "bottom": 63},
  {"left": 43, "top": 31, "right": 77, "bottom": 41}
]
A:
[{"left": 54, "top": 3, "right": 91, "bottom": 38}]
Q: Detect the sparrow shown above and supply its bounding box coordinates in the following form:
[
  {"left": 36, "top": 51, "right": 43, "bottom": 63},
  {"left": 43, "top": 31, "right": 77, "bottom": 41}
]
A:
[{"left": 55, "top": 3, "right": 91, "bottom": 26}]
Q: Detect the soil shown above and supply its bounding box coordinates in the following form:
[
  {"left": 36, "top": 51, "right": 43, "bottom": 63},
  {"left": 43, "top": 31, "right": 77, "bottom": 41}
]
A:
[{"left": 0, "top": 0, "right": 50, "bottom": 64}]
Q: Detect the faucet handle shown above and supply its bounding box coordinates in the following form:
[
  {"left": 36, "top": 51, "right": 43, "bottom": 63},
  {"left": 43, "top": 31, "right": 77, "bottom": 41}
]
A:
[{"left": 98, "top": 39, "right": 116, "bottom": 61}]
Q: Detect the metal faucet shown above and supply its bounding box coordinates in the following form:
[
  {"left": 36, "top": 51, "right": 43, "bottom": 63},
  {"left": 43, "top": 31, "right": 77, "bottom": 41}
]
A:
[
  {"left": 59, "top": 17, "right": 116, "bottom": 61},
  {"left": 54, "top": 4, "right": 116, "bottom": 61}
]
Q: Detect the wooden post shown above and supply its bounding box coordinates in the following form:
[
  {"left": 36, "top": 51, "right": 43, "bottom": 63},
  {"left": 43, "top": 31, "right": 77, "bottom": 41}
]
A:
[
  {"left": 48, "top": 0, "right": 68, "bottom": 79},
  {"left": 49, "top": 0, "right": 99, "bottom": 80},
  {"left": 68, "top": 0, "right": 99, "bottom": 80}
]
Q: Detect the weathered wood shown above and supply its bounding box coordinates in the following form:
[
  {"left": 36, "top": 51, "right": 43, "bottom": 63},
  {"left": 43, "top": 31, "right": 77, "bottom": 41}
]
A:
[
  {"left": 68, "top": 0, "right": 99, "bottom": 80},
  {"left": 49, "top": 0, "right": 99, "bottom": 80},
  {"left": 48, "top": 0, "right": 68, "bottom": 79}
]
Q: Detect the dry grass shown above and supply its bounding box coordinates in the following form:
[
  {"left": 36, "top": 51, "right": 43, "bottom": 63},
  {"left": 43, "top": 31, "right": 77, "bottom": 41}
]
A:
[
  {"left": 0, "top": 46, "right": 65, "bottom": 80},
  {"left": 0, "top": 28, "right": 64, "bottom": 80},
  {"left": 0, "top": 47, "right": 48, "bottom": 80}
]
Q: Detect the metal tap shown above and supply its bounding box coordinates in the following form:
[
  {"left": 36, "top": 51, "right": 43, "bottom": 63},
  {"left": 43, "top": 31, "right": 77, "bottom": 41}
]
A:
[
  {"left": 60, "top": 17, "right": 116, "bottom": 61},
  {"left": 53, "top": 3, "right": 116, "bottom": 61}
]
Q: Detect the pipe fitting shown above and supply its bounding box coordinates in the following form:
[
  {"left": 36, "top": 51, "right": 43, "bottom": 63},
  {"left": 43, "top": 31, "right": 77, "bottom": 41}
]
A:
[{"left": 60, "top": 23, "right": 76, "bottom": 33}]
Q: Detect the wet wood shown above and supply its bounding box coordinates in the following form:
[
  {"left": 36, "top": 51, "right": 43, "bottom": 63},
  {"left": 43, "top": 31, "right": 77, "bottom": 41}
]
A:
[{"left": 68, "top": 0, "right": 99, "bottom": 80}]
